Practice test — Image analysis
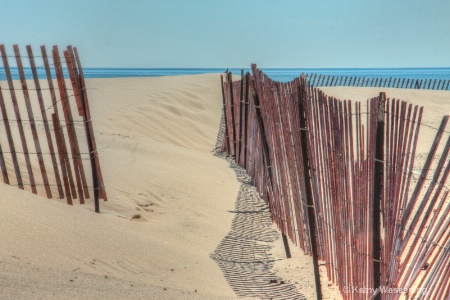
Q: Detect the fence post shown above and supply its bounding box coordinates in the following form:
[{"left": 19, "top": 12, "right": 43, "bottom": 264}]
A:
[
  {"left": 237, "top": 69, "right": 245, "bottom": 163},
  {"left": 227, "top": 72, "right": 237, "bottom": 157},
  {"left": 281, "top": 234, "right": 292, "bottom": 259},
  {"left": 220, "top": 75, "right": 231, "bottom": 153},
  {"left": 72, "top": 46, "right": 108, "bottom": 206},
  {"left": 298, "top": 78, "right": 322, "bottom": 300},
  {"left": 243, "top": 73, "right": 249, "bottom": 169},
  {"left": 373, "top": 92, "right": 386, "bottom": 298}
]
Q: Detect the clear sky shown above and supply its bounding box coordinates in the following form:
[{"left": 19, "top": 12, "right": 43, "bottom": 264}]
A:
[{"left": 0, "top": 0, "right": 449, "bottom": 68}]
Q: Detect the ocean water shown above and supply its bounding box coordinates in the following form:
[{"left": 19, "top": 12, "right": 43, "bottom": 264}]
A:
[
  {"left": 1, "top": 67, "right": 450, "bottom": 83},
  {"left": 79, "top": 68, "right": 450, "bottom": 83}
]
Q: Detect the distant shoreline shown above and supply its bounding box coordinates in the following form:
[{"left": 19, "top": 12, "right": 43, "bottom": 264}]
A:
[{"left": 2, "top": 67, "right": 450, "bottom": 82}]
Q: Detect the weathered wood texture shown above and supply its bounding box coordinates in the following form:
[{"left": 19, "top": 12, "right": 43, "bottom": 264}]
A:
[
  {"left": 221, "top": 66, "right": 450, "bottom": 300},
  {"left": 0, "top": 44, "right": 107, "bottom": 209}
]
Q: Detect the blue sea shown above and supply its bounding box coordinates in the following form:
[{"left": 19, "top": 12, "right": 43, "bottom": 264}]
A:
[{"left": 1, "top": 67, "right": 450, "bottom": 82}]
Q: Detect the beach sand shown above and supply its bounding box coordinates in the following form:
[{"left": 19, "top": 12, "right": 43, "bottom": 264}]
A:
[
  {"left": 0, "top": 74, "right": 241, "bottom": 299},
  {"left": 0, "top": 74, "right": 448, "bottom": 299}
]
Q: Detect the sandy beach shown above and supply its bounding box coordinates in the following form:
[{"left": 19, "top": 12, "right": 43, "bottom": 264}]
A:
[
  {"left": 0, "top": 74, "right": 241, "bottom": 299},
  {"left": 1, "top": 74, "right": 448, "bottom": 299}
]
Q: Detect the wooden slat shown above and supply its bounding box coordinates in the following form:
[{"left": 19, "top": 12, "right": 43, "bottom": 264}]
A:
[
  {"left": 73, "top": 47, "right": 108, "bottom": 201},
  {"left": 0, "top": 87, "right": 22, "bottom": 187},
  {"left": 63, "top": 49, "right": 84, "bottom": 117},
  {"left": 311, "top": 73, "right": 317, "bottom": 86},
  {"left": 226, "top": 66, "right": 450, "bottom": 297},
  {"left": 13, "top": 45, "right": 52, "bottom": 198},
  {"left": 26, "top": 45, "right": 64, "bottom": 198},
  {"left": 52, "top": 45, "right": 86, "bottom": 204},
  {"left": 400, "top": 116, "right": 449, "bottom": 231},
  {"left": 51, "top": 114, "right": 73, "bottom": 205},
  {"left": 227, "top": 72, "right": 237, "bottom": 156},
  {"left": 237, "top": 69, "right": 245, "bottom": 165},
  {"left": 64, "top": 48, "right": 90, "bottom": 199},
  {"left": 220, "top": 75, "right": 230, "bottom": 152},
  {"left": 0, "top": 142, "right": 8, "bottom": 183},
  {"left": 0, "top": 44, "right": 36, "bottom": 193},
  {"left": 41, "top": 45, "right": 77, "bottom": 199},
  {"left": 432, "top": 79, "right": 437, "bottom": 90}
]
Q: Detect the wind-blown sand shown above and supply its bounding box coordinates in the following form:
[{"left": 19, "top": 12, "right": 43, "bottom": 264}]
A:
[
  {"left": 1, "top": 74, "right": 448, "bottom": 299},
  {"left": 0, "top": 74, "right": 241, "bottom": 299}
]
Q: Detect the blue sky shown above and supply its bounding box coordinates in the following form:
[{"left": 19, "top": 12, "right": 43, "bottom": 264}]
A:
[{"left": 0, "top": 0, "right": 449, "bottom": 68}]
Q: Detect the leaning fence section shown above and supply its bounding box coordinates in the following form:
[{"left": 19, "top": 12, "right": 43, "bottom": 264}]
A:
[
  {"left": 0, "top": 44, "right": 107, "bottom": 210},
  {"left": 221, "top": 65, "right": 450, "bottom": 300}
]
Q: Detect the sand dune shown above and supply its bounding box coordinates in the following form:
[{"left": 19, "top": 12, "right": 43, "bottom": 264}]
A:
[
  {"left": 1, "top": 74, "right": 448, "bottom": 299},
  {"left": 0, "top": 74, "right": 241, "bottom": 299}
]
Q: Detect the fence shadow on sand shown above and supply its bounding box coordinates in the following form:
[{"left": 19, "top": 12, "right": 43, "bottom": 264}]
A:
[{"left": 210, "top": 119, "right": 306, "bottom": 300}]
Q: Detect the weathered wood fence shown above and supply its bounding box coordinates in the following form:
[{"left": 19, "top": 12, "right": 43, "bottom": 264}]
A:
[
  {"left": 221, "top": 65, "right": 450, "bottom": 300},
  {"left": 302, "top": 73, "right": 450, "bottom": 90},
  {"left": 0, "top": 44, "right": 107, "bottom": 211}
]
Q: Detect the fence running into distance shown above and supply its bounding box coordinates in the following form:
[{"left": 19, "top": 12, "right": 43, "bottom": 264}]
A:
[
  {"left": 221, "top": 65, "right": 449, "bottom": 300},
  {"left": 0, "top": 44, "right": 107, "bottom": 210},
  {"left": 302, "top": 73, "right": 450, "bottom": 91}
]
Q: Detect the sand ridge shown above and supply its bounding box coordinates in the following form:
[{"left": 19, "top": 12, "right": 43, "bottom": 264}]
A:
[
  {"left": 0, "top": 74, "right": 241, "bottom": 299},
  {"left": 1, "top": 74, "right": 448, "bottom": 299}
]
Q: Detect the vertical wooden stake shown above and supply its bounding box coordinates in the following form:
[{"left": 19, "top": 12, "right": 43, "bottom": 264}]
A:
[
  {"left": 418, "top": 79, "right": 423, "bottom": 89},
  {"left": 0, "top": 87, "right": 21, "bottom": 187},
  {"left": 243, "top": 73, "right": 249, "bottom": 169},
  {"left": 53, "top": 46, "right": 85, "bottom": 204},
  {"left": 52, "top": 114, "right": 73, "bottom": 205},
  {"left": 250, "top": 65, "right": 292, "bottom": 259},
  {"left": 27, "top": 45, "right": 64, "bottom": 199},
  {"left": 282, "top": 233, "right": 292, "bottom": 258},
  {"left": 0, "top": 44, "right": 36, "bottom": 193},
  {"left": 298, "top": 78, "right": 323, "bottom": 300},
  {"left": 238, "top": 69, "right": 245, "bottom": 164},
  {"left": 220, "top": 75, "right": 231, "bottom": 152},
  {"left": 14, "top": 44, "right": 52, "bottom": 197},
  {"left": 432, "top": 79, "right": 437, "bottom": 90},
  {"left": 73, "top": 47, "right": 108, "bottom": 202},
  {"left": 373, "top": 92, "right": 386, "bottom": 299},
  {"left": 67, "top": 47, "right": 98, "bottom": 211},
  {"left": 41, "top": 45, "right": 77, "bottom": 200},
  {"left": 64, "top": 48, "right": 90, "bottom": 199},
  {"left": 0, "top": 142, "right": 8, "bottom": 184},
  {"left": 228, "top": 72, "right": 237, "bottom": 156}
]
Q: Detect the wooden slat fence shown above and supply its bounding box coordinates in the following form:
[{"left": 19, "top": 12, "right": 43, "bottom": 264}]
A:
[
  {"left": 221, "top": 64, "right": 450, "bottom": 299},
  {"left": 0, "top": 44, "right": 107, "bottom": 211},
  {"left": 304, "top": 73, "right": 450, "bottom": 90}
]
